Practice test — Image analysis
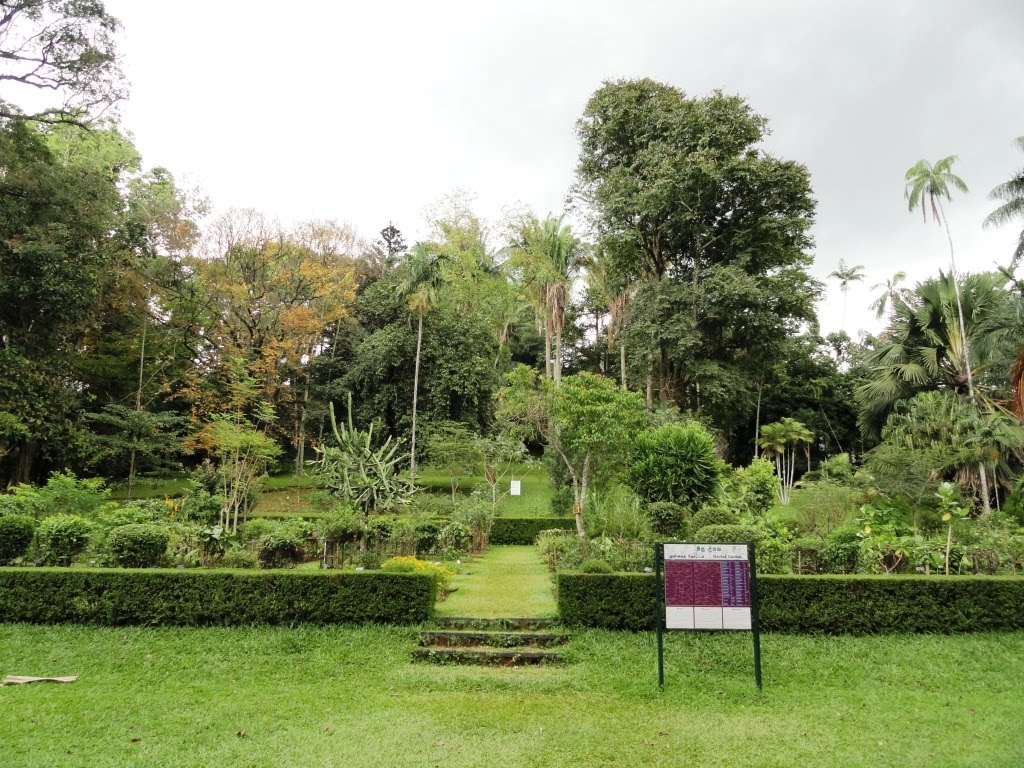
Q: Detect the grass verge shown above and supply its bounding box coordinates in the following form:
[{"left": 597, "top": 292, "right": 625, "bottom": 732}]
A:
[{"left": 1, "top": 625, "right": 1021, "bottom": 767}]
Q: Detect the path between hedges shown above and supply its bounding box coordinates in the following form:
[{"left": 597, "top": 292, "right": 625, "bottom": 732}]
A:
[{"left": 435, "top": 545, "right": 556, "bottom": 618}]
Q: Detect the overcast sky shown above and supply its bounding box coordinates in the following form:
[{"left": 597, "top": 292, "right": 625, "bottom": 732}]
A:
[{"left": 103, "top": 0, "right": 1023, "bottom": 338}]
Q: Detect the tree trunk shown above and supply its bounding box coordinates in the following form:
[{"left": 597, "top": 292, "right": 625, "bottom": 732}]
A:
[
  {"left": 753, "top": 382, "right": 763, "bottom": 459},
  {"left": 620, "top": 341, "right": 627, "bottom": 390},
  {"left": 573, "top": 453, "right": 591, "bottom": 539},
  {"left": 553, "top": 324, "right": 562, "bottom": 386},
  {"left": 939, "top": 202, "right": 990, "bottom": 514},
  {"left": 646, "top": 355, "right": 653, "bottom": 408},
  {"left": 544, "top": 316, "right": 553, "bottom": 379},
  {"left": 410, "top": 312, "right": 423, "bottom": 482}
]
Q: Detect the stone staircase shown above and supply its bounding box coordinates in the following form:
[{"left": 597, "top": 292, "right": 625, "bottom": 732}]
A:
[{"left": 412, "top": 617, "right": 568, "bottom": 666}]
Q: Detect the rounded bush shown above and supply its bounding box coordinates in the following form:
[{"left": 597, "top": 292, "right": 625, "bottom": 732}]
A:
[
  {"left": 626, "top": 422, "right": 722, "bottom": 507},
  {"left": 693, "top": 524, "right": 763, "bottom": 544},
  {"left": 220, "top": 548, "right": 259, "bottom": 569},
  {"left": 37, "top": 514, "right": 92, "bottom": 566},
  {"left": 690, "top": 506, "right": 739, "bottom": 531},
  {"left": 645, "top": 501, "right": 687, "bottom": 537},
  {"left": 579, "top": 558, "right": 614, "bottom": 574},
  {"left": 0, "top": 514, "right": 36, "bottom": 564},
  {"left": 257, "top": 521, "right": 310, "bottom": 569},
  {"left": 107, "top": 523, "right": 169, "bottom": 568},
  {"left": 820, "top": 526, "right": 862, "bottom": 574}
]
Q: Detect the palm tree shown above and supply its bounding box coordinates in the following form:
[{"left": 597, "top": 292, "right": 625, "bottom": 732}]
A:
[
  {"left": 869, "top": 271, "right": 907, "bottom": 319},
  {"left": 904, "top": 156, "right": 973, "bottom": 392},
  {"left": 584, "top": 245, "right": 634, "bottom": 389},
  {"left": 984, "top": 136, "right": 1024, "bottom": 270},
  {"left": 507, "top": 214, "right": 584, "bottom": 386},
  {"left": 904, "top": 155, "right": 992, "bottom": 509},
  {"left": 829, "top": 259, "right": 865, "bottom": 331},
  {"left": 397, "top": 244, "right": 447, "bottom": 482},
  {"left": 857, "top": 272, "right": 1011, "bottom": 510}
]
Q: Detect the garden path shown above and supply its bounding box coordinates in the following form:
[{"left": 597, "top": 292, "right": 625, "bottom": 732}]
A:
[{"left": 435, "top": 545, "right": 556, "bottom": 618}]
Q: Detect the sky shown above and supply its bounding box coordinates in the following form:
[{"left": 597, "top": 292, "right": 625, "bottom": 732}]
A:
[{"left": 100, "top": 0, "right": 1024, "bottom": 338}]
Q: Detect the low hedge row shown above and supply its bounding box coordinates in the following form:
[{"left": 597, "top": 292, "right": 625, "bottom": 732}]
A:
[
  {"left": 490, "top": 517, "right": 575, "bottom": 545},
  {"left": 557, "top": 573, "right": 1024, "bottom": 633},
  {"left": 0, "top": 568, "right": 435, "bottom": 626}
]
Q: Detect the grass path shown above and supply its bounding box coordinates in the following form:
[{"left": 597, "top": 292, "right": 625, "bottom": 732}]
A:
[{"left": 436, "top": 545, "right": 556, "bottom": 617}]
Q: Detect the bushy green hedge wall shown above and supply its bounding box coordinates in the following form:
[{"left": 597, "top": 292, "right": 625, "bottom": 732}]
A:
[
  {"left": 0, "top": 568, "right": 435, "bottom": 626},
  {"left": 557, "top": 573, "right": 1024, "bottom": 634},
  {"left": 490, "top": 517, "right": 575, "bottom": 545}
]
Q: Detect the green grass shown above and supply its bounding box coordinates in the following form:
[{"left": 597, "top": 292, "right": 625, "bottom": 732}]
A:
[
  {"left": 437, "top": 545, "right": 556, "bottom": 618},
  {"left": 1, "top": 624, "right": 1022, "bottom": 767}
]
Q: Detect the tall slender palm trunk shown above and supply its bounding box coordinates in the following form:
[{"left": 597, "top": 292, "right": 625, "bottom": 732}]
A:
[
  {"left": 410, "top": 311, "right": 423, "bottom": 482},
  {"left": 940, "top": 202, "right": 990, "bottom": 512}
]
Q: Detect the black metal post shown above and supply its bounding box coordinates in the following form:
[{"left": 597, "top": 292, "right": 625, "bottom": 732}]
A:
[
  {"left": 748, "top": 542, "right": 763, "bottom": 691},
  {"left": 656, "top": 543, "right": 664, "bottom": 690}
]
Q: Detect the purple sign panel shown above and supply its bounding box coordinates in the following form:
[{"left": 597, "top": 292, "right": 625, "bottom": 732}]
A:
[{"left": 663, "top": 543, "right": 751, "bottom": 630}]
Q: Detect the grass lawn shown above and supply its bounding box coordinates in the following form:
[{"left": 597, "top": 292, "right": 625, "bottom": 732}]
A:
[
  {"left": 437, "top": 545, "right": 557, "bottom": 618},
  {"left": 1, "top": 624, "right": 1021, "bottom": 767}
]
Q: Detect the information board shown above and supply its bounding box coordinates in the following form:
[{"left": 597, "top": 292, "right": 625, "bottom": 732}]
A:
[
  {"left": 656, "top": 542, "right": 762, "bottom": 690},
  {"left": 662, "top": 543, "right": 751, "bottom": 630}
]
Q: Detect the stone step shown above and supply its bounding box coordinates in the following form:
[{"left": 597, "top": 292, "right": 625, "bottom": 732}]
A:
[
  {"left": 419, "top": 630, "right": 568, "bottom": 648},
  {"left": 411, "top": 646, "right": 564, "bottom": 666},
  {"left": 436, "top": 616, "right": 558, "bottom": 631}
]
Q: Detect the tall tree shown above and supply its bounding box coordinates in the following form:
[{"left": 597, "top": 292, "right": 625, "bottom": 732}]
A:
[
  {"left": 984, "top": 136, "right": 1024, "bottom": 269},
  {"left": 573, "top": 79, "right": 818, "bottom": 441},
  {"left": 396, "top": 243, "right": 447, "bottom": 481},
  {"left": 507, "top": 214, "right": 584, "bottom": 385},
  {"left": 0, "top": 0, "right": 126, "bottom": 123},
  {"left": 904, "top": 156, "right": 991, "bottom": 509},
  {"left": 829, "top": 259, "right": 865, "bottom": 330},
  {"left": 869, "top": 271, "right": 907, "bottom": 318}
]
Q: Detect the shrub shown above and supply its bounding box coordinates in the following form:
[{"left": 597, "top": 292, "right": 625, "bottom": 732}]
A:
[
  {"left": 550, "top": 485, "right": 574, "bottom": 517},
  {"left": 557, "top": 573, "right": 1024, "bottom": 633},
  {"left": 587, "top": 486, "right": 649, "bottom": 540},
  {"left": 645, "top": 501, "right": 686, "bottom": 538},
  {"left": 726, "top": 457, "right": 780, "bottom": 516},
  {"left": 490, "top": 517, "right": 575, "bottom": 545},
  {"left": 107, "top": 523, "right": 170, "bottom": 568},
  {"left": 0, "top": 569, "right": 436, "bottom": 625},
  {"left": 580, "top": 558, "right": 614, "bottom": 574},
  {"left": 0, "top": 514, "right": 35, "bottom": 564},
  {"left": 381, "top": 555, "right": 453, "bottom": 592},
  {"left": 693, "top": 524, "right": 790, "bottom": 574},
  {"left": 175, "top": 489, "right": 222, "bottom": 524},
  {"left": 452, "top": 500, "right": 493, "bottom": 553},
  {"left": 258, "top": 522, "right": 309, "bottom": 568},
  {"left": 820, "top": 526, "right": 862, "bottom": 574},
  {"left": 435, "top": 520, "right": 472, "bottom": 554},
  {"left": 690, "top": 506, "right": 739, "bottom": 531},
  {"left": 220, "top": 549, "right": 259, "bottom": 569},
  {"left": 792, "top": 537, "right": 823, "bottom": 574},
  {"left": 625, "top": 422, "right": 723, "bottom": 508},
  {"left": 37, "top": 514, "right": 92, "bottom": 566}
]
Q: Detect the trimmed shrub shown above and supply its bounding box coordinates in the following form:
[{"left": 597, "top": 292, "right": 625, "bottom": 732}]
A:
[
  {"left": 644, "top": 501, "right": 686, "bottom": 538},
  {"left": 0, "top": 514, "right": 35, "bottom": 564},
  {"left": 690, "top": 506, "right": 738, "bottom": 531},
  {"left": 490, "top": 517, "right": 575, "bottom": 545},
  {"left": 37, "top": 514, "right": 92, "bottom": 566},
  {"left": 580, "top": 559, "right": 614, "bottom": 574},
  {"left": 557, "top": 572, "right": 1024, "bottom": 633},
  {"left": 0, "top": 568, "right": 435, "bottom": 625},
  {"left": 693, "top": 524, "right": 762, "bottom": 543},
  {"left": 626, "top": 422, "right": 722, "bottom": 508},
  {"left": 107, "top": 523, "right": 169, "bottom": 568},
  {"left": 729, "top": 458, "right": 780, "bottom": 516}
]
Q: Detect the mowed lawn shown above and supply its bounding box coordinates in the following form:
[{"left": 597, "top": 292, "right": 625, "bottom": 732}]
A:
[{"left": 2, "top": 624, "right": 1022, "bottom": 767}]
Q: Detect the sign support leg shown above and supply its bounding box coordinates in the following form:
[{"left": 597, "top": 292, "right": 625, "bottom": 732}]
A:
[
  {"left": 656, "top": 543, "right": 664, "bottom": 690},
  {"left": 748, "top": 543, "right": 763, "bottom": 691}
]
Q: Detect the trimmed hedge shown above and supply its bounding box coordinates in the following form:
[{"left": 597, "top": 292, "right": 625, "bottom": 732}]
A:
[
  {"left": 490, "top": 517, "right": 575, "bottom": 545},
  {"left": 0, "top": 568, "right": 435, "bottom": 626},
  {"left": 557, "top": 573, "right": 1024, "bottom": 634}
]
